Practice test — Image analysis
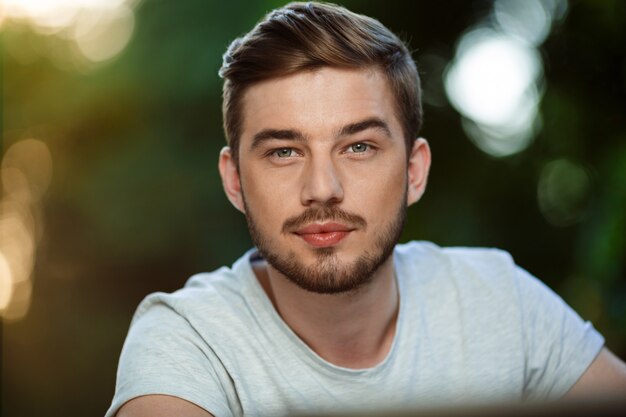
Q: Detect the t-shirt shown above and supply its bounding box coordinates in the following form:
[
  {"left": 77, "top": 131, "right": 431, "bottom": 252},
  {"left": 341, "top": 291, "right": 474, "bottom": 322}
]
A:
[{"left": 106, "top": 241, "right": 604, "bottom": 417}]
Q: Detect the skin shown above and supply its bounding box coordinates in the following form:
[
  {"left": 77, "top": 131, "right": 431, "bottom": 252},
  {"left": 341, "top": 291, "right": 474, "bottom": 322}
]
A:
[
  {"left": 116, "top": 67, "right": 626, "bottom": 417},
  {"left": 222, "top": 67, "right": 429, "bottom": 368},
  {"left": 564, "top": 348, "right": 626, "bottom": 398}
]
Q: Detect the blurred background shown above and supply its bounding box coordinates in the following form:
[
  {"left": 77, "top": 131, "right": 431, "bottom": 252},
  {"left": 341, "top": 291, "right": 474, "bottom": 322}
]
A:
[{"left": 1, "top": 0, "right": 625, "bottom": 415}]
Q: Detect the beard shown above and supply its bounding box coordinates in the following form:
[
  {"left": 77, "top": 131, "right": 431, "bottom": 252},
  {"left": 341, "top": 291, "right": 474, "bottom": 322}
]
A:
[{"left": 243, "top": 190, "right": 407, "bottom": 294}]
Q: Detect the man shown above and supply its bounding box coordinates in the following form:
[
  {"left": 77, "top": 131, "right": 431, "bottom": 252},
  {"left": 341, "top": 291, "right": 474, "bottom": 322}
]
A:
[{"left": 107, "top": 2, "right": 626, "bottom": 416}]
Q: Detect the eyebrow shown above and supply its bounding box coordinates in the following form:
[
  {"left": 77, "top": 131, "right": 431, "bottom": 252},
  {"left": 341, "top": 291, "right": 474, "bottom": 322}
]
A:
[
  {"left": 337, "top": 117, "right": 392, "bottom": 138},
  {"left": 251, "top": 129, "right": 307, "bottom": 150},
  {"left": 249, "top": 117, "right": 392, "bottom": 151}
]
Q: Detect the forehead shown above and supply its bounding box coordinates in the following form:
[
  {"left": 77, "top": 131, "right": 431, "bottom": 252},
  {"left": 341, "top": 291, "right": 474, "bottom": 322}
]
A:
[{"left": 239, "top": 67, "right": 402, "bottom": 141}]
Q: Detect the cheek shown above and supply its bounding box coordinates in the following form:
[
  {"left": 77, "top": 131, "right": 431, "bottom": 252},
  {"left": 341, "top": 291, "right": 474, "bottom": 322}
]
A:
[
  {"left": 348, "top": 156, "right": 407, "bottom": 195},
  {"left": 241, "top": 167, "right": 295, "bottom": 222},
  {"left": 346, "top": 161, "right": 407, "bottom": 223}
]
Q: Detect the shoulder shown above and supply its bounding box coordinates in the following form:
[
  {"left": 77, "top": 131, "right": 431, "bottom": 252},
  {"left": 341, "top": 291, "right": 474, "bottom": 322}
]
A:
[
  {"left": 120, "top": 251, "right": 265, "bottom": 363},
  {"left": 395, "top": 240, "right": 514, "bottom": 264},
  {"left": 107, "top": 254, "right": 258, "bottom": 417},
  {"left": 395, "top": 240, "right": 517, "bottom": 286},
  {"left": 394, "top": 241, "right": 532, "bottom": 324},
  {"left": 134, "top": 253, "right": 256, "bottom": 325},
  {"left": 121, "top": 261, "right": 252, "bottom": 358}
]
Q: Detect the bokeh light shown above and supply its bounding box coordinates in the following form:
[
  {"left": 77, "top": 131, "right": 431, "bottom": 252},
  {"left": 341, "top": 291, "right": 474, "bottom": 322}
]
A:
[
  {"left": 446, "top": 30, "right": 541, "bottom": 127},
  {"left": 444, "top": 0, "right": 568, "bottom": 158},
  {"left": 1, "top": 0, "right": 139, "bottom": 67},
  {"left": 0, "top": 139, "right": 53, "bottom": 321},
  {"left": 494, "top": 0, "right": 567, "bottom": 46},
  {"left": 537, "top": 159, "right": 591, "bottom": 227},
  {"left": 444, "top": 29, "right": 543, "bottom": 157},
  {"left": 2, "top": 138, "right": 53, "bottom": 201},
  {"left": 0, "top": 253, "right": 14, "bottom": 311},
  {"left": 73, "top": 4, "right": 135, "bottom": 62}
]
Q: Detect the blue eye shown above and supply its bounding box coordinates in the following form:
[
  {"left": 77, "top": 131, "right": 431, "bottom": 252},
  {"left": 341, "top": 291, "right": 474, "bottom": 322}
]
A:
[
  {"left": 350, "top": 143, "right": 369, "bottom": 153},
  {"left": 274, "top": 148, "right": 293, "bottom": 157}
]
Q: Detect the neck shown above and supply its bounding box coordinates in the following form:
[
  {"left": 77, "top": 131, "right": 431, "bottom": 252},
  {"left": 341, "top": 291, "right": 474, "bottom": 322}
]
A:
[{"left": 253, "top": 254, "right": 399, "bottom": 369}]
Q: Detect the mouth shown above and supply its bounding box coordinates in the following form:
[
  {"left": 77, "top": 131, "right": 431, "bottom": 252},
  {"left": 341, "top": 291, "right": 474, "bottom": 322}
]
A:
[{"left": 293, "top": 222, "right": 355, "bottom": 248}]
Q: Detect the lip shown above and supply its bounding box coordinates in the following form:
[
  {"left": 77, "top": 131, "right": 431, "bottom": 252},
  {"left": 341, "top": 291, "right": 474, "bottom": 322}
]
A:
[
  {"left": 295, "top": 222, "right": 352, "bottom": 234},
  {"left": 294, "top": 222, "right": 354, "bottom": 248}
]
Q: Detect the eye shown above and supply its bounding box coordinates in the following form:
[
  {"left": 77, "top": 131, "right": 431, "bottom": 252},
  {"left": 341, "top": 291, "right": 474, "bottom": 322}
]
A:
[
  {"left": 274, "top": 148, "right": 294, "bottom": 158},
  {"left": 349, "top": 143, "right": 369, "bottom": 153}
]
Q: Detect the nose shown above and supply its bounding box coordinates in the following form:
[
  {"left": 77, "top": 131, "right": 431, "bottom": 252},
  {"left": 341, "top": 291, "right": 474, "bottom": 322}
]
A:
[{"left": 300, "top": 155, "right": 344, "bottom": 206}]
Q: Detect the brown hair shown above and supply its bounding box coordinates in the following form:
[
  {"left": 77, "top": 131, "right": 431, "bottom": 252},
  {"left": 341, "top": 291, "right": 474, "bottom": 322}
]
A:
[{"left": 219, "top": 1, "right": 422, "bottom": 163}]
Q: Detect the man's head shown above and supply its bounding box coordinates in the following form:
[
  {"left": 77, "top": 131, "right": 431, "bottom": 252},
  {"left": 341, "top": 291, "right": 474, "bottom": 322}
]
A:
[
  {"left": 218, "top": 2, "right": 431, "bottom": 294},
  {"left": 219, "top": 1, "right": 422, "bottom": 164}
]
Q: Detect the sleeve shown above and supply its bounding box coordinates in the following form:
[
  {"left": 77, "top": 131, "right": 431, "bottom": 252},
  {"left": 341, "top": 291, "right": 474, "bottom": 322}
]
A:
[
  {"left": 105, "top": 300, "right": 235, "bottom": 417},
  {"left": 516, "top": 266, "right": 605, "bottom": 400}
]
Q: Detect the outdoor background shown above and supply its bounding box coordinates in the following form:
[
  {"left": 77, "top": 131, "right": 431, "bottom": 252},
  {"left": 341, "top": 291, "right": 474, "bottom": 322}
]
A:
[{"left": 1, "top": 0, "right": 625, "bottom": 416}]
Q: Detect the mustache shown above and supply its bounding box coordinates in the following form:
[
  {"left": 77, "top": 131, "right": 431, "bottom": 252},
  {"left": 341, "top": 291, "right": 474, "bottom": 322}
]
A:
[{"left": 282, "top": 205, "right": 367, "bottom": 233}]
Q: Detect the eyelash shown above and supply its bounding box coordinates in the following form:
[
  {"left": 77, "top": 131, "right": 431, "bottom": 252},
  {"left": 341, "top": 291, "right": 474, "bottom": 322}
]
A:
[
  {"left": 265, "top": 142, "right": 376, "bottom": 160},
  {"left": 268, "top": 148, "right": 299, "bottom": 159},
  {"left": 346, "top": 143, "right": 370, "bottom": 154}
]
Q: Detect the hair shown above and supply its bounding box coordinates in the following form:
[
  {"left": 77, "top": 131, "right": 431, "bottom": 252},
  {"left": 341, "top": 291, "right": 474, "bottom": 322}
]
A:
[{"left": 219, "top": 1, "right": 422, "bottom": 163}]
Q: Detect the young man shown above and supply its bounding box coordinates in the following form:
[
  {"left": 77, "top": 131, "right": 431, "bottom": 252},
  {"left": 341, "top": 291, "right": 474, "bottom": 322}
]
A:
[{"left": 107, "top": 2, "right": 626, "bottom": 416}]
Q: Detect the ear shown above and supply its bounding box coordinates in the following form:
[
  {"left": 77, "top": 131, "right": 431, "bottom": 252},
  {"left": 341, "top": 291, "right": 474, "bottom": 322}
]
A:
[
  {"left": 406, "top": 138, "right": 431, "bottom": 206},
  {"left": 218, "top": 146, "right": 245, "bottom": 213}
]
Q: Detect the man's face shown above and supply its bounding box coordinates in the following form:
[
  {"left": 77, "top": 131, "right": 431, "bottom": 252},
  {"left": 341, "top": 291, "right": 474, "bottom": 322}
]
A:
[{"left": 232, "top": 67, "right": 417, "bottom": 294}]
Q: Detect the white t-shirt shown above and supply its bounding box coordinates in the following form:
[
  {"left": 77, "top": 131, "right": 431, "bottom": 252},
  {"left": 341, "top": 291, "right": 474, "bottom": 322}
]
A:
[{"left": 106, "top": 241, "right": 604, "bottom": 417}]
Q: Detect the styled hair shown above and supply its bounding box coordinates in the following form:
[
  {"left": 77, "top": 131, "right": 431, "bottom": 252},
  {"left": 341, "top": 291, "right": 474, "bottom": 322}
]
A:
[{"left": 219, "top": 1, "right": 422, "bottom": 163}]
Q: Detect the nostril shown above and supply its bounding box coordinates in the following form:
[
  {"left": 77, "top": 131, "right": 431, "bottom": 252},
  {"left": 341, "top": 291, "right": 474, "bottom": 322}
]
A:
[{"left": 300, "top": 161, "right": 344, "bottom": 205}]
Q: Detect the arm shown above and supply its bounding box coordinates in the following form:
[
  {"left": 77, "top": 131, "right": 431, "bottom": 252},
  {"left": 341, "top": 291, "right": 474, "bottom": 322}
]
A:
[
  {"left": 564, "top": 347, "right": 626, "bottom": 398},
  {"left": 116, "top": 395, "right": 215, "bottom": 417}
]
